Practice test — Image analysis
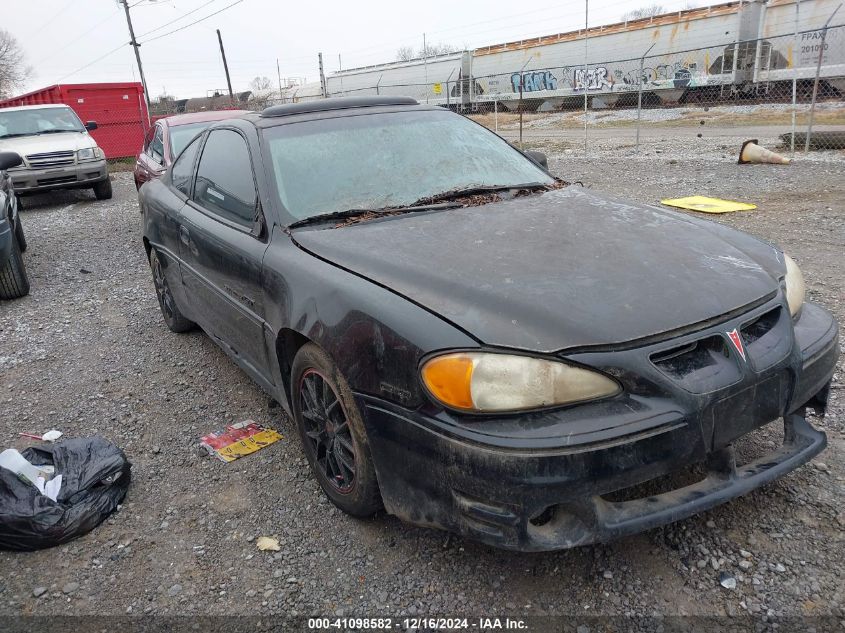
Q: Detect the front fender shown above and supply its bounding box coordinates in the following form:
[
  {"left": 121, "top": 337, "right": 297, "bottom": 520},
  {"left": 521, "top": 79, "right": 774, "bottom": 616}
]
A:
[{"left": 262, "top": 226, "right": 478, "bottom": 411}]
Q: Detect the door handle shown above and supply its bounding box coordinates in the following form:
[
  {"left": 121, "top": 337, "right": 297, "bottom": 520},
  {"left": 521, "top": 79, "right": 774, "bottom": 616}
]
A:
[{"left": 179, "top": 225, "right": 190, "bottom": 246}]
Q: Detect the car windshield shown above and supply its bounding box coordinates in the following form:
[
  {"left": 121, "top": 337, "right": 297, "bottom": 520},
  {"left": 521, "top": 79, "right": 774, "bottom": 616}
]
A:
[
  {"left": 169, "top": 122, "right": 212, "bottom": 158},
  {"left": 263, "top": 109, "right": 554, "bottom": 220},
  {"left": 0, "top": 107, "right": 86, "bottom": 138}
]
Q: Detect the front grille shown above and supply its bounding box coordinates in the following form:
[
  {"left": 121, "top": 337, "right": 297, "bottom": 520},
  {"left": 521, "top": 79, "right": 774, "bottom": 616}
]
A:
[
  {"left": 741, "top": 307, "right": 781, "bottom": 345},
  {"left": 650, "top": 335, "right": 741, "bottom": 393},
  {"left": 36, "top": 175, "right": 77, "bottom": 186},
  {"left": 26, "top": 151, "right": 75, "bottom": 168}
]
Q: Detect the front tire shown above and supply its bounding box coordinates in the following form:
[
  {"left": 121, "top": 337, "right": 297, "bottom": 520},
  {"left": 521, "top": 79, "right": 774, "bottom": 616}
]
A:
[
  {"left": 149, "top": 249, "right": 194, "bottom": 332},
  {"left": 93, "top": 178, "right": 113, "bottom": 200},
  {"left": 0, "top": 235, "right": 30, "bottom": 299},
  {"left": 291, "top": 343, "right": 382, "bottom": 517}
]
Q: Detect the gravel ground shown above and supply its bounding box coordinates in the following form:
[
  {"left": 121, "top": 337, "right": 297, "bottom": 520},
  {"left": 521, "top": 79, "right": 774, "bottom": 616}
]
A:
[{"left": 0, "top": 144, "right": 843, "bottom": 626}]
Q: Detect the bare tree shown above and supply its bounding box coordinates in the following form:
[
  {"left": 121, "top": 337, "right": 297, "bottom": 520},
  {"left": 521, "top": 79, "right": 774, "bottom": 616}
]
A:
[
  {"left": 250, "top": 76, "right": 273, "bottom": 94},
  {"left": 0, "top": 29, "right": 31, "bottom": 99},
  {"left": 248, "top": 76, "right": 275, "bottom": 109},
  {"left": 396, "top": 46, "right": 415, "bottom": 62},
  {"left": 396, "top": 42, "right": 459, "bottom": 62},
  {"left": 621, "top": 4, "right": 665, "bottom": 21}
]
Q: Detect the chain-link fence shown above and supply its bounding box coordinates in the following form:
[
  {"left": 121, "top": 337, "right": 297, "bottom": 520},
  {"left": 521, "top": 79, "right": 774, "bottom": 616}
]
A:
[
  {"left": 302, "top": 21, "right": 844, "bottom": 160},
  {"left": 466, "top": 23, "right": 845, "bottom": 159}
]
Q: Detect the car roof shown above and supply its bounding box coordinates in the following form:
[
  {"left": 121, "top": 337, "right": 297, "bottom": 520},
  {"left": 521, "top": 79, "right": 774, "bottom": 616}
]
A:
[
  {"left": 0, "top": 104, "right": 75, "bottom": 112},
  {"left": 260, "top": 96, "right": 419, "bottom": 118},
  {"left": 160, "top": 110, "right": 251, "bottom": 126},
  {"left": 230, "top": 96, "right": 442, "bottom": 129}
]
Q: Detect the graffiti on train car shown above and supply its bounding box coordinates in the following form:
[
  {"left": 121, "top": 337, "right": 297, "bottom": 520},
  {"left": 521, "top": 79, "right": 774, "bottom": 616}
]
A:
[
  {"left": 573, "top": 67, "right": 614, "bottom": 91},
  {"left": 510, "top": 71, "right": 559, "bottom": 92},
  {"left": 504, "top": 60, "right": 705, "bottom": 95}
]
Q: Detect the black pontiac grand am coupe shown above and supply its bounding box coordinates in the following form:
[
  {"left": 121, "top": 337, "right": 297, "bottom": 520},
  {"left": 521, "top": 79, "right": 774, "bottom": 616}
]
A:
[{"left": 139, "top": 96, "right": 838, "bottom": 551}]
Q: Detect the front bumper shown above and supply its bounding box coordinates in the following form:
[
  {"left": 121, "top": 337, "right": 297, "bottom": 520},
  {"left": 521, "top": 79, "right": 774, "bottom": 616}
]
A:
[
  {"left": 360, "top": 299, "right": 839, "bottom": 551},
  {"left": 9, "top": 160, "right": 108, "bottom": 194}
]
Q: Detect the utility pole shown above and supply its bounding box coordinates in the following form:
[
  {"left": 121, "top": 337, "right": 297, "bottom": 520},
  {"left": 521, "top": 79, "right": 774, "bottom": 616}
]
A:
[
  {"left": 217, "top": 29, "right": 234, "bottom": 103},
  {"left": 423, "top": 33, "right": 429, "bottom": 103},
  {"left": 277, "top": 58, "right": 284, "bottom": 101},
  {"left": 318, "top": 53, "right": 327, "bottom": 98},
  {"left": 119, "top": 0, "right": 151, "bottom": 118},
  {"left": 583, "top": 0, "right": 589, "bottom": 154}
]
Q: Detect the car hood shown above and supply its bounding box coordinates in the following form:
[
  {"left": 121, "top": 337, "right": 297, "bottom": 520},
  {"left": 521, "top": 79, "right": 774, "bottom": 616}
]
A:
[
  {"left": 0, "top": 131, "right": 97, "bottom": 156},
  {"left": 291, "top": 186, "right": 785, "bottom": 352}
]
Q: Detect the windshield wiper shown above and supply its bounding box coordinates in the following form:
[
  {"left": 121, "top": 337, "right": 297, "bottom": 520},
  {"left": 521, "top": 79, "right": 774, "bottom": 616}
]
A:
[
  {"left": 411, "top": 182, "right": 551, "bottom": 206},
  {"left": 286, "top": 202, "right": 462, "bottom": 230},
  {"left": 37, "top": 129, "right": 83, "bottom": 134},
  {"left": 0, "top": 133, "right": 33, "bottom": 139}
]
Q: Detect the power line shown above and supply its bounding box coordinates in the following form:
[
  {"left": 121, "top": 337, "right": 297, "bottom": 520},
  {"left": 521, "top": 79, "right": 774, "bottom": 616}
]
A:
[
  {"left": 24, "top": 0, "right": 76, "bottom": 39},
  {"left": 135, "top": 0, "right": 222, "bottom": 39},
  {"left": 139, "top": 0, "right": 246, "bottom": 44},
  {"left": 31, "top": 8, "right": 122, "bottom": 67},
  {"left": 53, "top": 41, "right": 129, "bottom": 83}
]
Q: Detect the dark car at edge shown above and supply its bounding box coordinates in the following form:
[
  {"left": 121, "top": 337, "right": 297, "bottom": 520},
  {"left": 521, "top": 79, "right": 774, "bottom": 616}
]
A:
[
  {"left": 139, "top": 97, "right": 839, "bottom": 551},
  {"left": 0, "top": 151, "right": 29, "bottom": 299}
]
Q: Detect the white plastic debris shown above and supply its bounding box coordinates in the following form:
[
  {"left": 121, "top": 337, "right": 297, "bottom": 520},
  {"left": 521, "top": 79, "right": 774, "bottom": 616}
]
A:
[
  {"left": 0, "top": 449, "right": 62, "bottom": 501},
  {"left": 34, "top": 475, "right": 63, "bottom": 502}
]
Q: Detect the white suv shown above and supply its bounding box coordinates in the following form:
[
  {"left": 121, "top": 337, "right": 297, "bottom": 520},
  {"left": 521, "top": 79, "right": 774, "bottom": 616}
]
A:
[{"left": 0, "top": 104, "right": 112, "bottom": 200}]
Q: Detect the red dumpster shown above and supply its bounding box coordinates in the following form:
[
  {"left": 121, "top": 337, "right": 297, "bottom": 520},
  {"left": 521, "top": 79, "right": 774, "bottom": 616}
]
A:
[{"left": 0, "top": 82, "right": 149, "bottom": 159}]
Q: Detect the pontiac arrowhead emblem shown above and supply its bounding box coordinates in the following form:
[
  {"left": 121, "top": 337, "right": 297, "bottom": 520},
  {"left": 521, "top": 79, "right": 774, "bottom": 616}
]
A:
[{"left": 726, "top": 328, "right": 746, "bottom": 361}]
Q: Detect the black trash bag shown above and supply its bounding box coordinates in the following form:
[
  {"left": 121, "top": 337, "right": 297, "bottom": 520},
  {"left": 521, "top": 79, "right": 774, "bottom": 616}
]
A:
[{"left": 0, "top": 436, "right": 131, "bottom": 551}]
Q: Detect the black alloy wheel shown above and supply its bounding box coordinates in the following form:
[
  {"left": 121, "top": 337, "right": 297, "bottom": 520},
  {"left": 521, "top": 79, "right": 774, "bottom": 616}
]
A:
[
  {"left": 298, "top": 368, "right": 357, "bottom": 494},
  {"left": 149, "top": 250, "right": 194, "bottom": 333},
  {"left": 291, "top": 343, "right": 382, "bottom": 517}
]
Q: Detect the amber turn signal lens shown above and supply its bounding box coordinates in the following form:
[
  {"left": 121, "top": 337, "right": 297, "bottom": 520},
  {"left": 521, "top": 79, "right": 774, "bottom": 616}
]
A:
[{"left": 421, "top": 354, "right": 475, "bottom": 410}]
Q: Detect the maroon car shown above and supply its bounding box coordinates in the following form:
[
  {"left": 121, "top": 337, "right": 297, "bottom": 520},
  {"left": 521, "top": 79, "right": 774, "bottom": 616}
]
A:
[{"left": 134, "top": 110, "right": 249, "bottom": 189}]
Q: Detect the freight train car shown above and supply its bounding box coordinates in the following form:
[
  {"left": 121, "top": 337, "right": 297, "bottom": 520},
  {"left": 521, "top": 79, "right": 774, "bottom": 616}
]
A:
[
  {"left": 325, "top": 53, "right": 471, "bottom": 107},
  {"left": 753, "top": 0, "right": 845, "bottom": 95},
  {"left": 471, "top": 1, "right": 764, "bottom": 109},
  {"left": 291, "top": 0, "right": 843, "bottom": 111}
]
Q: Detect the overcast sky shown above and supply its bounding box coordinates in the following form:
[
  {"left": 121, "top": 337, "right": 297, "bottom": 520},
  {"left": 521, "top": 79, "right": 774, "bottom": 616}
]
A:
[{"left": 5, "top": 0, "right": 703, "bottom": 98}]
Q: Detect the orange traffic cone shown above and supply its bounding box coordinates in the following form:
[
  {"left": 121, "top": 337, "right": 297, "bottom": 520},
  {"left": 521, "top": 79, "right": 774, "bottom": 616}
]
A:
[{"left": 738, "top": 139, "right": 790, "bottom": 165}]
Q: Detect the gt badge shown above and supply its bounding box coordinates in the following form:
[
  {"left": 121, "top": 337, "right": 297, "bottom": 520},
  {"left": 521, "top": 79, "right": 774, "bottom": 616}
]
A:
[{"left": 726, "top": 328, "right": 746, "bottom": 361}]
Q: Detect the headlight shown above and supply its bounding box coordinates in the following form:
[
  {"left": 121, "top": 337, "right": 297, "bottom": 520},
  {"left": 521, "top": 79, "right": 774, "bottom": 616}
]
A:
[
  {"left": 77, "top": 147, "right": 103, "bottom": 161},
  {"left": 783, "top": 254, "right": 805, "bottom": 317},
  {"left": 421, "top": 352, "right": 621, "bottom": 413}
]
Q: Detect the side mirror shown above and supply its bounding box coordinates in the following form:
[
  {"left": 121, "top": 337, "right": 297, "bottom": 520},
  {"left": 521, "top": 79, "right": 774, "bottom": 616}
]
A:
[
  {"left": 524, "top": 150, "right": 548, "bottom": 169},
  {"left": 0, "top": 152, "right": 23, "bottom": 171},
  {"left": 85, "top": 121, "right": 98, "bottom": 131}
]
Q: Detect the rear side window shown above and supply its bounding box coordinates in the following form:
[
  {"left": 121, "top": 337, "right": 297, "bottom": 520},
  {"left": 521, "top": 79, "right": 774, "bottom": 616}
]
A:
[
  {"left": 149, "top": 126, "right": 164, "bottom": 163},
  {"left": 170, "top": 135, "right": 201, "bottom": 197},
  {"left": 194, "top": 129, "right": 256, "bottom": 227},
  {"left": 142, "top": 126, "right": 155, "bottom": 152}
]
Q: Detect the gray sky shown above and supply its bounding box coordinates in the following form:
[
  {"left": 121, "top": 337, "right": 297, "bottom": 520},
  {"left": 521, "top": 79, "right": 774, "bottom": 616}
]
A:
[{"left": 5, "top": 0, "right": 702, "bottom": 98}]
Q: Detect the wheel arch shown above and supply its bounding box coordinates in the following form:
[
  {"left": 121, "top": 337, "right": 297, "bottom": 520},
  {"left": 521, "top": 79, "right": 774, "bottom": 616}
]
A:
[{"left": 275, "top": 327, "right": 311, "bottom": 409}]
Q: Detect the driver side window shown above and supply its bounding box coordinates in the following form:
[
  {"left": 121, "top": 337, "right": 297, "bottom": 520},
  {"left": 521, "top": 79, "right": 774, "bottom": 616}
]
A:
[{"left": 193, "top": 129, "right": 257, "bottom": 227}]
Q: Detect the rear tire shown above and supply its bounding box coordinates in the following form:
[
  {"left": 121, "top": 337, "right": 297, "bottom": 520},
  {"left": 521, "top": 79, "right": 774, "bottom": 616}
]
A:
[
  {"left": 14, "top": 217, "right": 27, "bottom": 252},
  {"left": 291, "top": 343, "right": 383, "bottom": 517},
  {"left": 93, "top": 178, "right": 113, "bottom": 200},
  {"left": 149, "top": 249, "right": 194, "bottom": 333},
  {"left": 0, "top": 235, "right": 30, "bottom": 299}
]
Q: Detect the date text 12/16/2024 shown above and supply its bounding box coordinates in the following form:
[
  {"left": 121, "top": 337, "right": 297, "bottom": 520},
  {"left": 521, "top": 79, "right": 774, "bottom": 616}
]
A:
[{"left": 307, "top": 617, "right": 528, "bottom": 630}]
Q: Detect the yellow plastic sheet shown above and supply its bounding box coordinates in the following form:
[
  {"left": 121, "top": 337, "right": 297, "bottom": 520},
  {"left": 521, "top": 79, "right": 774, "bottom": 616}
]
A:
[{"left": 660, "top": 196, "right": 757, "bottom": 214}]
